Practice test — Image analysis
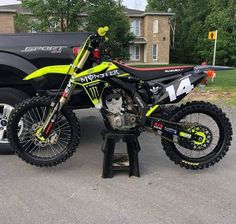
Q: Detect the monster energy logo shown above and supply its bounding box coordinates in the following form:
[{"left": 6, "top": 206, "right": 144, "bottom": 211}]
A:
[
  {"left": 89, "top": 86, "right": 99, "bottom": 98},
  {"left": 79, "top": 69, "right": 120, "bottom": 83}
]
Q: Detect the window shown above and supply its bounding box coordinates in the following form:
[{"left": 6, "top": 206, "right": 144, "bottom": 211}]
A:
[
  {"left": 153, "top": 19, "right": 159, "bottom": 33},
  {"left": 152, "top": 44, "right": 158, "bottom": 60},
  {"left": 130, "top": 45, "right": 140, "bottom": 61},
  {"left": 131, "top": 20, "right": 141, "bottom": 36}
]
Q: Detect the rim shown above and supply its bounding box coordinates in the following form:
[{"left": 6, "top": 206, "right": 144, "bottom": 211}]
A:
[
  {"left": 17, "top": 106, "right": 72, "bottom": 159},
  {"left": 174, "top": 112, "right": 221, "bottom": 159},
  {"left": 0, "top": 104, "right": 23, "bottom": 144}
]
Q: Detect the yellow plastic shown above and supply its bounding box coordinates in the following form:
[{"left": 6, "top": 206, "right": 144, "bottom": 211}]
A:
[
  {"left": 146, "top": 105, "right": 159, "bottom": 117},
  {"left": 24, "top": 65, "right": 72, "bottom": 80}
]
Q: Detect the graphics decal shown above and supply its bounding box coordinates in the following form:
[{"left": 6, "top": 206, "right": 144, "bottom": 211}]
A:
[{"left": 79, "top": 69, "right": 120, "bottom": 83}]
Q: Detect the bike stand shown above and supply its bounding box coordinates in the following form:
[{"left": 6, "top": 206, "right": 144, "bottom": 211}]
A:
[{"left": 101, "top": 129, "right": 141, "bottom": 178}]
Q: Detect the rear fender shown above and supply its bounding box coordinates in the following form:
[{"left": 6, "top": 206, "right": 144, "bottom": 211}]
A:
[
  {"left": 153, "top": 71, "right": 205, "bottom": 104},
  {"left": 24, "top": 65, "right": 72, "bottom": 80}
]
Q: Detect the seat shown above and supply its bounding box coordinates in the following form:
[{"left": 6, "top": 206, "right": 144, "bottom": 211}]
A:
[{"left": 113, "top": 62, "right": 194, "bottom": 81}]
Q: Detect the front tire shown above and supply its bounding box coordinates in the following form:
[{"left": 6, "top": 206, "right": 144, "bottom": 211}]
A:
[
  {"left": 162, "top": 101, "right": 232, "bottom": 170},
  {"left": 7, "top": 96, "right": 80, "bottom": 167}
]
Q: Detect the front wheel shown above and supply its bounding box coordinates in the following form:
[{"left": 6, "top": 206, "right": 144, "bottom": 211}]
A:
[
  {"left": 7, "top": 96, "right": 80, "bottom": 167},
  {"left": 161, "top": 101, "right": 232, "bottom": 170}
]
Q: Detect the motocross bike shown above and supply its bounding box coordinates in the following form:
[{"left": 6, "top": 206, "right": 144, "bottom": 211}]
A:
[{"left": 7, "top": 26, "right": 232, "bottom": 169}]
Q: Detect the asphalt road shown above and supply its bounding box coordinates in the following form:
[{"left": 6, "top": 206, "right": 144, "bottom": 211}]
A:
[{"left": 0, "top": 108, "right": 236, "bottom": 224}]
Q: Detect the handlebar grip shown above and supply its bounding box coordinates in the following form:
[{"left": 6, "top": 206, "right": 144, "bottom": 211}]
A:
[{"left": 97, "top": 26, "right": 109, "bottom": 37}]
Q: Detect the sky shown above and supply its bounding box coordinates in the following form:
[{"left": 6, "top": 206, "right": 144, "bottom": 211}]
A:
[{"left": 0, "top": 0, "right": 147, "bottom": 10}]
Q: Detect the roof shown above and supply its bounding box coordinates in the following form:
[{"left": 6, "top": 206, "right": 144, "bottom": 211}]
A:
[
  {"left": 0, "top": 4, "right": 174, "bottom": 17},
  {"left": 124, "top": 8, "right": 145, "bottom": 15},
  {"left": 124, "top": 7, "right": 174, "bottom": 17},
  {"left": 130, "top": 37, "right": 147, "bottom": 44},
  {"left": 0, "top": 8, "right": 16, "bottom": 13},
  {"left": 0, "top": 4, "right": 31, "bottom": 14}
]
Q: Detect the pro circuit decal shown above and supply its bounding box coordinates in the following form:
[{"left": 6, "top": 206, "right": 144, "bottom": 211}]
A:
[
  {"left": 21, "top": 46, "right": 67, "bottom": 54},
  {"left": 79, "top": 69, "right": 120, "bottom": 83}
]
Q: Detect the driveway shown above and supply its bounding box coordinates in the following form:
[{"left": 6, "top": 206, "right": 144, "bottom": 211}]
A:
[{"left": 0, "top": 108, "right": 236, "bottom": 224}]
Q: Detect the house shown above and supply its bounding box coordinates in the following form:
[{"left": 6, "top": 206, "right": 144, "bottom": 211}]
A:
[
  {"left": 0, "top": 4, "right": 174, "bottom": 64},
  {"left": 125, "top": 8, "right": 174, "bottom": 64}
]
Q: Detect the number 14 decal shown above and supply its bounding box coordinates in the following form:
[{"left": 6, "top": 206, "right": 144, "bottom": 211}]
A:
[{"left": 166, "top": 78, "right": 194, "bottom": 101}]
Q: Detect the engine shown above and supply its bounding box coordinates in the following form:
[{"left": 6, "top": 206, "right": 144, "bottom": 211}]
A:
[{"left": 104, "top": 91, "right": 138, "bottom": 130}]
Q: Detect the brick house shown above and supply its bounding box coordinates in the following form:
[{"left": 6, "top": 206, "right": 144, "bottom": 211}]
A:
[
  {"left": 126, "top": 8, "right": 173, "bottom": 64},
  {"left": 0, "top": 4, "right": 174, "bottom": 64},
  {"left": 0, "top": 8, "right": 16, "bottom": 33}
]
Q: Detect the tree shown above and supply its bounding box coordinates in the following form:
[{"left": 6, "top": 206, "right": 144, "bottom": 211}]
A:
[
  {"left": 146, "top": 0, "right": 236, "bottom": 66},
  {"left": 203, "top": 0, "right": 236, "bottom": 65},
  {"left": 15, "top": 0, "right": 86, "bottom": 32},
  {"left": 86, "top": 0, "right": 134, "bottom": 60}
]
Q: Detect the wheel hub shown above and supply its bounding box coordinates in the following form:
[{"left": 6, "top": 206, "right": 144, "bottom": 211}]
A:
[
  {"left": 0, "top": 104, "right": 24, "bottom": 144},
  {"left": 31, "top": 123, "right": 59, "bottom": 147},
  {"left": 0, "top": 118, "right": 8, "bottom": 127},
  {"left": 179, "top": 125, "right": 213, "bottom": 151}
]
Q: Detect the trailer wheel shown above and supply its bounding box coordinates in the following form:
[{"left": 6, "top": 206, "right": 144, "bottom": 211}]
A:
[{"left": 0, "top": 88, "right": 29, "bottom": 154}]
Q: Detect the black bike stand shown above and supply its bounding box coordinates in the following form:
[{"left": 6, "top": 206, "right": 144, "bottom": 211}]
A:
[{"left": 101, "top": 129, "right": 141, "bottom": 178}]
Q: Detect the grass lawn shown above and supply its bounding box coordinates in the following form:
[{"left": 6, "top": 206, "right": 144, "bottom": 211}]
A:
[{"left": 132, "top": 64, "right": 236, "bottom": 106}]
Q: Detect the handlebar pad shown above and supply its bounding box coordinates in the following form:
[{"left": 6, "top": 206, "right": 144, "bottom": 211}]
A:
[{"left": 97, "top": 26, "right": 109, "bottom": 37}]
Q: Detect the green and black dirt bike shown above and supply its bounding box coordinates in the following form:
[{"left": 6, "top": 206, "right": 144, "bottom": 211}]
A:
[{"left": 8, "top": 26, "right": 232, "bottom": 169}]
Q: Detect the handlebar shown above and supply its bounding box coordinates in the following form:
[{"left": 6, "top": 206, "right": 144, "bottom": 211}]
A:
[{"left": 97, "top": 26, "right": 109, "bottom": 37}]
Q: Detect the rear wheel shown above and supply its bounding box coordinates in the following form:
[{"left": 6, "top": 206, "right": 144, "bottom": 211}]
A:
[
  {"left": 0, "top": 88, "right": 29, "bottom": 154},
  {"left": 7, "top": 96, "right": 80, "bottom": 167},
  {"left": 161, "top": 101, "right": 232, "bottom": 169}
]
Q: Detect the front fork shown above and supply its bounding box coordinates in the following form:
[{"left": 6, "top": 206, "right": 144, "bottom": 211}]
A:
[{"left": 36, "top": 80, "right": 76, "bottom": 140}]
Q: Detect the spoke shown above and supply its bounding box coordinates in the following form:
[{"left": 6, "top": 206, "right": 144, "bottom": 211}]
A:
[
  {"left": 31, "top": 108, "right": 39, "bottom": 122},
  {"left": 58, "top": 139, "right": 69, "bottom": 144},
  {"left": 59, "top": 133, "right": 71, "bottom": 137},
  {"left": 0, "top": 128, "right": 6, "bottom": 140},
  {"left": 52, "top": 123, "right": 70, "bottom": 133},
  {"left": 29, "top": 145, "right": 38, "bottom": 154},
  {"left": 35, "top": 107, "right": 42, "bottom": 122},
  {"left": 58, "top": 137, "right": 71, "bottom": 141},
  {"left": 56, "top": 118, "right": 67, "bottom": 125},
  {"left": 41, "top": 107, "right": 47, "bottom": 121},
  {"left": 20, "top": 138, "right": 32, "bottom": 144},
  {"left": 57, "top": 140, "right": 69, "bottom": 147},
  {"left": 48, "top": 144, "right": 58, "bottom": 156},
  {"left": 56, "top": 141, "right": 65, "bottom": 152},
  {"left": 22, "top": 138, "right": 33, "bottom": 147},
  {"left": 26, "top": 111, "right": 37, "bottom": 123},
  {"left": 24, "top": 141, "right": 34, "bottom": 152},
  {"left": 22, "top": 118, "right": 34, "bottom": 127},
  {"left": 3, "top": 105, "right": 13, "bottom": 118},
  {"left": 37, "top": 146, "right": 41, "bottom": 157}
]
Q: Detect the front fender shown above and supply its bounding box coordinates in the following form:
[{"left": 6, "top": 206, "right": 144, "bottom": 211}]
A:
[{"left": 24, "top": 65, "right": 72, "bottom": 80}]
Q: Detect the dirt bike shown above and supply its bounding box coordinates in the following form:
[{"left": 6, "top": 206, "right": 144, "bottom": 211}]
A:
[{"left": 7, "top": 26, "right": 232, "bottom": 170}]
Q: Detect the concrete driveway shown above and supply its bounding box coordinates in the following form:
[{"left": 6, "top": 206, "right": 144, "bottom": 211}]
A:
[{"left": 0, "top": 108, "right": 236, "bottom": 224}]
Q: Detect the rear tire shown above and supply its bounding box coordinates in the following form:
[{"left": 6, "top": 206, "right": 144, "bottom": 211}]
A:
[
  {"left": 162, "top": 101, "right": 232, "bottom": 169},
  {"left": 0, "top": 88, "right": 29, "bottom": 154}
]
